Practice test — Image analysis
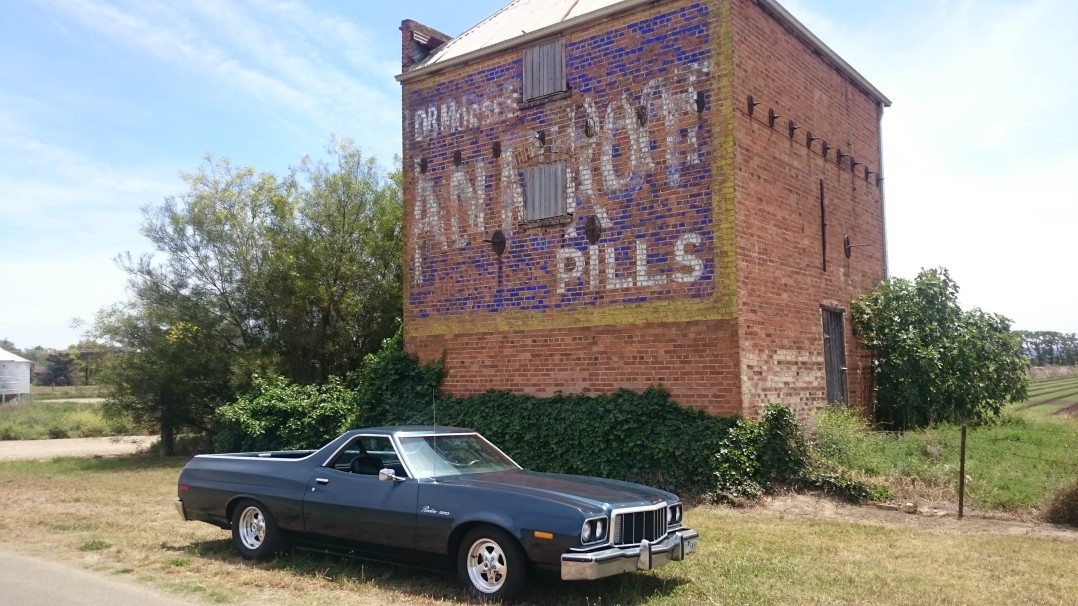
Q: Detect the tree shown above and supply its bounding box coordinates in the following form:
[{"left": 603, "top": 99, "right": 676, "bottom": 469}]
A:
[
  {"left": 92, "top": 138, "right": 402, "bottom": 453},
  {"left": 267, "top": 139, "right": 402, "bottom": 382},
  {"left": 0, "top": 339, "right": 21, "bottom": 355},
  {"left": 38, "top": 351, "right": 80, "bottom": 386},
  {"left": 68, "top": 340, "right": 113, "bottom": 385},
  {"left": 851, "top": 267, "right": 1029, "bottom": 430},
  {"left": 1015, "top": 330, "right": 1078, "bottom": 366},
  {"left": 95, "top": 296, "right": 235, "bottom": 456}
]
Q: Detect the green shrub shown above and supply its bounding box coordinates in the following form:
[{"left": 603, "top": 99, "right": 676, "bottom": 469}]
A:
[
  {"left": 810, "top": 406, "right": 874, "bottom": 469},
  {"left": 708, "top": 404, "right": 813, "bottom": 503},
  {"left": 220, "top": 327, "right": 820, "bottom": 500},
  {"left": 410, "top": 388, "right": 737, "bottom": 495},
  {"left": 214, "top": 375, "right": 357, "bottom": 452},
  {"left": 711, "top": 419, "right": 765, "bottom": 501},
  {"left": 351, "top": 323, "right": 447, "bottom": 428},
  {"left": 1043, "top": 483, "right": 1078, "bottom": 528},
  {"left": 758, "top": 404, "right": 809, "bottom": 481}
]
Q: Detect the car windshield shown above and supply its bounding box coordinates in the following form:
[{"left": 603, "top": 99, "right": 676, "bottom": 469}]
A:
[{"left": 397, "top": 433, "right": 519, "bottom": 478}]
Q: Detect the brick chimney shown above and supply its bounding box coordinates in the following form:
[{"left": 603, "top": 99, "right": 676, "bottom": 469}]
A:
[{"left": 400, "top": 19, "right": 451, "bottom": 72}]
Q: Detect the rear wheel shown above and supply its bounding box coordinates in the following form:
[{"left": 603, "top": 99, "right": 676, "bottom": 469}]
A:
[
  {"left": 231, "top": 499, "right": 283, "bottom": 560},
  {"left": 457, "top": 525, "right": 527, "bottom": 601}
]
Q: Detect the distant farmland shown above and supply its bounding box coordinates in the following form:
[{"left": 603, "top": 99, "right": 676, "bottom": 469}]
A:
[{"left": 1015, "top": 372, "right": 1078, "bottom": 417}]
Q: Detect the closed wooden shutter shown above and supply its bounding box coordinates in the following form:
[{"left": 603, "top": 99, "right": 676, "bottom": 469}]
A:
[
  {"left": 525, "top": 162, "right": 566, "bottom": 221},
  {"left": 523, "top": 39, "right": 565, "bottom": 101},
  {"left": 822, "top": 308, "right": 849, "bottom": 405}
]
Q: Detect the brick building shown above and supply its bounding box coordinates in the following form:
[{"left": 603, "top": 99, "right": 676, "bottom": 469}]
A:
[{"left": 396, "top": 0, "right": 889, "bottom": 418}]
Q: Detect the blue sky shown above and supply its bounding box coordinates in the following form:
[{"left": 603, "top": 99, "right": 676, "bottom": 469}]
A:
[{"left": 1, "top": 0, "right": 1075, "bottom": 349}]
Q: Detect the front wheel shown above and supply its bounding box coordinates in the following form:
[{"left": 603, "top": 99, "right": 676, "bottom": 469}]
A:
[
  {"left": 457, "top": 526, "right": 528, "bottom": 601},
  {"left": 231, "top": 499, "right": 283, "bottom": 560}
]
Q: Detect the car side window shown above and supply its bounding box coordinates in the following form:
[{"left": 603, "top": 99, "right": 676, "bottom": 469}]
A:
[{"left": 328, "top": 436, "right": 408, "bottom": 478}]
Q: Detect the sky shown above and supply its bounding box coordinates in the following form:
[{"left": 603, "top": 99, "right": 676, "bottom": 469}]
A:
[{"left": 0, "top": 0, "right": 1075, "bottom": 350}]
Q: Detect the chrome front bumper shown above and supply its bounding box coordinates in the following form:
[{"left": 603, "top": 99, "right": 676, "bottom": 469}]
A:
[{"left": 561, "top": 528, "right": 699, "bottom": 581}]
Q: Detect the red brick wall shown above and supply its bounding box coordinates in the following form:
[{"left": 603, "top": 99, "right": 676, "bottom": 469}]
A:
[
  {"left": 399, "top": 0, "right": 886, "bottom": 418},
  {"left": 729, "top": 0, "right": 886, "bottom": 416},
  {"left": 400, "top": 1, "right": 744, "bottom": 414},
  {"left": 409, "top": 319, "right": 742, "bottom": 416}
]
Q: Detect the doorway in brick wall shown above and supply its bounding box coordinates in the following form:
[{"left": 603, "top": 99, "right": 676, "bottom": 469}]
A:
[{"left": 822, "top": 308, "right": 848, "bottom": 405}]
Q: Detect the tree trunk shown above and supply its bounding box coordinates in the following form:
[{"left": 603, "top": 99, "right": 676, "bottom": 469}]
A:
[{"left": 159, "top": 421, "right": 175, "bottom": 457}]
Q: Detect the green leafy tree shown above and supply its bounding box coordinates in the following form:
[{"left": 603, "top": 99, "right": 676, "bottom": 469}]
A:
[
  {"left": 852, "top": 267, "right": 1029, "bottom": 430},
  {"left": 39, "top": 351, "right": 80, "bottom": 386},
  {"left": 68, "top": 340, "right": 113, "bottom": 385},
  {"left": 92, "top": 138, "right": 402, "bottom": 453},
  {"left": 0, "top": 339, "right": 21, "bottom": 355},
  {"left": 265, "top": 138, "right": 403, "bottom": 382},
  {"left": 95, "top": 299, "right": 234, "bottom": 456},
  {"left": 1015, "top": 330, "right": 1078, "bottom": 366}
]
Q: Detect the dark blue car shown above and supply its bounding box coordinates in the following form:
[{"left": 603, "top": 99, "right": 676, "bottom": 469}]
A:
[{"left": 175, "top": 426, "right": 698, "bottom": 600}]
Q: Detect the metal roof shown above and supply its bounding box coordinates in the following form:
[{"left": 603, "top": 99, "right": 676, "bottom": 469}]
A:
[
  {"left": 399, "top": 0, "right": 652, "bottom": 80},
  {"left": 396, "top": 0, "right": 888, "bottom": 107},
  {"left": 0, "top": 348, "right": 30, "bottom": 363}
]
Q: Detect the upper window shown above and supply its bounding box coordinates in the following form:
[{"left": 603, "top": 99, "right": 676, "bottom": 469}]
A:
[
  {"left": 524, "top": 162, "right": 567, "bottom": 222},
  {"left": 523, "top": 39, "right": 566, "bottom": 101}
]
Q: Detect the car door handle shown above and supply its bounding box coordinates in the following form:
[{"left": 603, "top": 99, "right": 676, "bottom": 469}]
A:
[{"left": 315, "top": 478, "right": 329, "bottom": 485}]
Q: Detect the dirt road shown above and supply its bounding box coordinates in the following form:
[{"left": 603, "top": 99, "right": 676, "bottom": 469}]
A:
[
  {"left": 0, "top": 435, "right": 157, "bottom": 461},
  {"left": 0, "top": 547, "right": 193, "bottom": 606}
]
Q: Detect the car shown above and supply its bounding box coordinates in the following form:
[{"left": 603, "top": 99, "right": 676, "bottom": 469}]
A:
[{"left": 175, "top": 426, "right": 698, "bottom": 600}]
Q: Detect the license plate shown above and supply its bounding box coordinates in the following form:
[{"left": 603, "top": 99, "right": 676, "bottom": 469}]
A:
[{"left": 683, "top": 537, "right": 697, "bottom": 555}]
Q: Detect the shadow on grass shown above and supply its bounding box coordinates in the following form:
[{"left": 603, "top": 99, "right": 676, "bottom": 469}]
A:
[{"left": 178, "top": 537, "right": 687, "bottom": 605}]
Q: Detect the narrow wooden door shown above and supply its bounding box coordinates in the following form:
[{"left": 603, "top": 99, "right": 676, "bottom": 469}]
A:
[{"left": 822, "top": 308, "right": 849, "bottom": 405}]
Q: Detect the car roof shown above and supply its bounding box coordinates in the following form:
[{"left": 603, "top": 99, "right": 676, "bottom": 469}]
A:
[{"left": 348, "top": 425, "right": 477, "bottom": 438}]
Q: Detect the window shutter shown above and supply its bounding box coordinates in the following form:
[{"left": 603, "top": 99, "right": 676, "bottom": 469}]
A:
[
  {"left": 523, "top": 39, "right": 564, "bottom": 101},
  {"left": 525, "top": 162, "right": 567, "bottom": 221}
]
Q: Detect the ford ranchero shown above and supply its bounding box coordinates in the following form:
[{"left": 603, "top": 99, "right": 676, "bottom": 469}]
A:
[{"left": 175, "top": 426, "right": 698, "bottom": 600}]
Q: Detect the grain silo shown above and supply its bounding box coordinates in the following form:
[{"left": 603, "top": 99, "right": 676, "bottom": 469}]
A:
[{"left": 0, "top": 347, "right": 31, "bottom": 403}]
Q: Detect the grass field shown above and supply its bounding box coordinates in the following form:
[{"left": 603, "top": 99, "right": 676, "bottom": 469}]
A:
[
  {"left": 29, "top": 383, "right": 107, "bottom": 401},
  {"left": 813, "top": 372, "right": 1078, "bottom": 514},
  {"left": 0, "top": 400, "right": 133, "bottom": 440},
  {"left": 1015, "top": 373, "right": 1078, "bottom": 417},
  {"left": 0, "top": 456, "right": 1074, "bottom": 606}
]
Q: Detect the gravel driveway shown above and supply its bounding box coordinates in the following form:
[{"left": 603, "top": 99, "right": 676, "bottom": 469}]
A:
[{"left": 0, "top": 436, "right": 157, "bottom": 461}]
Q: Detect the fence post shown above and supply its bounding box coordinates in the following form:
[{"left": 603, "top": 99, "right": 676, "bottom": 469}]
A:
[{"left": 958, "top": 425, "right": 967, "bottom": 520}]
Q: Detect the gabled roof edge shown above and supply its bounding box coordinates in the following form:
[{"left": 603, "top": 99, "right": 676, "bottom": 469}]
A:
[
  {"left": 754, "top": 0, "right": 890, "bottom": 107},
  {"left": 396, "top": 0, "right": 656, "bottom": 83}
]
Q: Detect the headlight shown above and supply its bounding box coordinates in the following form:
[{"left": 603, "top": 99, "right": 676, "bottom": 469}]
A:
[
  {"left": 667, "top": 503, "right": 683, "bottom": 525},
  {"left": 580, "top": 517, "right": 608, "bottom": 544}
]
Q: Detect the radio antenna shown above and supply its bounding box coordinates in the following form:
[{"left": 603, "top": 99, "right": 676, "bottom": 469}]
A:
[{"left": 432, "top": 389, "right": 438, "bottom": 481}]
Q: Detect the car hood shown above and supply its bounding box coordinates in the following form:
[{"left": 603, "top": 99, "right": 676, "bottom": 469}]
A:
[{"left": 440, "top": 470, "right": 676, "bottom": 512}]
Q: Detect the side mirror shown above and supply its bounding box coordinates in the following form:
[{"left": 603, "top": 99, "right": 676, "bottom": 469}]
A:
[{"left": 379, "top": 468, "right": 405, "bottom": 482}]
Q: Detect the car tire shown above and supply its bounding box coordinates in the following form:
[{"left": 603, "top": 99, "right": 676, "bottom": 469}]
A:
[
  {"left": 457, "top": 525, "right": 528, "bottom": 601},
  {"left": 231, "top": 499, "right": 283, "bottom": 560}
]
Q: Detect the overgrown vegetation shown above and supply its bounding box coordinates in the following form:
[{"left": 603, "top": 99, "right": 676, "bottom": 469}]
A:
[
  {"left": 852, "top": 267, "right": 1028, "bottom": 430},
  {"left": 0, "top": 400, "right": 131, "bottom": 440},
  {"left": 214, "top": 375, "right": 356, "bottom": 452},
  {"left": 809, "top": 400, "right": 1078, "bottom": 519},
  {"left": 215, "top": 326, "right": 865, "bottom": 500}
]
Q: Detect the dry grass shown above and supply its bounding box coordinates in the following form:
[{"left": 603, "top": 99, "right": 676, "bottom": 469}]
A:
[{"left": 0, "top": 456, "right": 1075, "bottom": 605}]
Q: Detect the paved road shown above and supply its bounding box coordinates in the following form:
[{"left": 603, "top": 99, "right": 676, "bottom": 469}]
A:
[
  {"left": 0, "top": 547, "right": 194, "bottom": 606},
  {"left": 0, "top": 436, "right": 156, "bottom": 461}
]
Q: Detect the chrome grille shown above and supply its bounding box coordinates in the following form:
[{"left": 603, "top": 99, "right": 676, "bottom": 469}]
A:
[{"left": 612, "top": 505, "right": 668, "bottom": 546}]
